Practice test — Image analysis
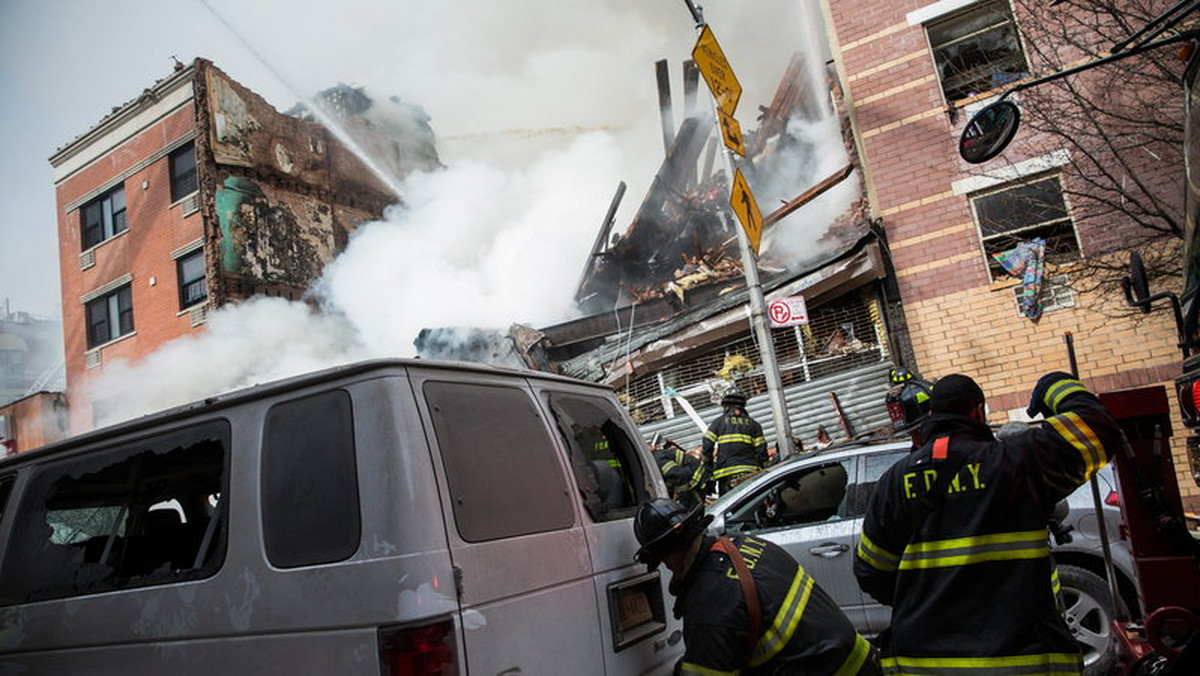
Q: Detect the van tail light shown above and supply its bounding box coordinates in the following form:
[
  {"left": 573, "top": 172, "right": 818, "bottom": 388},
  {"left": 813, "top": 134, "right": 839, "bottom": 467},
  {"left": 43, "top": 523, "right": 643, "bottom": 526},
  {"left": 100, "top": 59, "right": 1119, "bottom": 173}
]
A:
[
  {"left": 1105, "top": 490, "right": 1121, "bottom": 507},
  {"left": 379, "top": 619, "right": 457, "bottom": 676}
]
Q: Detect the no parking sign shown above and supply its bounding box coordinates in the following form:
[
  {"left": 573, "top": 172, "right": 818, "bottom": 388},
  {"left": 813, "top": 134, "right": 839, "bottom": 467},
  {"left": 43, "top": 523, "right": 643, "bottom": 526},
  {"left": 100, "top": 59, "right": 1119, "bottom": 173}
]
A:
[{"left": 767, "top": 296, "right": 808, "bottom": 328}]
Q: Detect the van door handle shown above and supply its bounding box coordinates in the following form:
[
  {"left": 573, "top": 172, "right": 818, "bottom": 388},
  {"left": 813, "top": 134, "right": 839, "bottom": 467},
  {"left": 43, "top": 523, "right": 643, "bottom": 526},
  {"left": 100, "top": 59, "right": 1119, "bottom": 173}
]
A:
[{"left": 809, "top": 543, "right": 850, "bottom": 558}]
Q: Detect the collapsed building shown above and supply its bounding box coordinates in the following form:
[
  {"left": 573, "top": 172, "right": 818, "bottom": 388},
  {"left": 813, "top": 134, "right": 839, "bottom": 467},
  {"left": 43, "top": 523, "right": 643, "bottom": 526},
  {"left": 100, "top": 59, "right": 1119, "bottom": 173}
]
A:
[
  {"left": 419, "top": 54, "right": 908, "bottom": 452},
  {"left": 49, "top": 59, "right": 438, "bottom": 433}
]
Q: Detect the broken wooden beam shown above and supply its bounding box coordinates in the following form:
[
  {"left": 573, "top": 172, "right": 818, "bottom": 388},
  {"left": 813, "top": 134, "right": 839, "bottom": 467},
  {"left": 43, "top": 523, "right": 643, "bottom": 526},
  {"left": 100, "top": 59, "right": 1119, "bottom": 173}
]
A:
[
  {"left": 656, "top": 59, "right": 675, "bottom": 154},
  {"left": 764, "top": 163, "right": 853, "bottom": 227}
]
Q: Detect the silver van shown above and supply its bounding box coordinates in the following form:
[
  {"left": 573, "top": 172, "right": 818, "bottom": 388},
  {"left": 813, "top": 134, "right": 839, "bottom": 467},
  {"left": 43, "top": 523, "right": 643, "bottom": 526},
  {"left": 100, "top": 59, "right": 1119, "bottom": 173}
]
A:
[{"left": 0, "top": 359, "right": 683, "bottom": 674}]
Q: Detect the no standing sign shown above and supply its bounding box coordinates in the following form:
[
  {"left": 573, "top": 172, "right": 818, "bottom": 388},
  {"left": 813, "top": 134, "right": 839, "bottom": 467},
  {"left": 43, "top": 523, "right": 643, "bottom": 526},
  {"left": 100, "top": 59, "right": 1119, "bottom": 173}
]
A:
[{"left": 767, "top": 296, "right": 809, "bottom": 328}]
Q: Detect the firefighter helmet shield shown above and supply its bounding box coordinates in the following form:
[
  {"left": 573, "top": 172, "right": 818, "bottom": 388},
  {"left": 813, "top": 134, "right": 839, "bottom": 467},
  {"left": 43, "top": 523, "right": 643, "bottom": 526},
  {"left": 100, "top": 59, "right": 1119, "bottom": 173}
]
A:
[
  {"left": 886, "top": 377, "right": 934, "bottom": 432},
  {"left": 634, "top": 499, "right": 711, "bottom": 567},
  {"left": 720, "top": 387, "right": 747, "bottom": 408}
]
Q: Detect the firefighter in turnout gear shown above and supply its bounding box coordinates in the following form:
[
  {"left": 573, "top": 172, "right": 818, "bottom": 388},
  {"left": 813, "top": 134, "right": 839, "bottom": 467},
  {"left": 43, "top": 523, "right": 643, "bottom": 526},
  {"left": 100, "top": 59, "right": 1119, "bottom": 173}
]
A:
[
  {"left": 885, "top": 368, "right": 934, "bottom": 447},
  {"left": 652, "top": 439, "right": 711, "bottom": 510},
  {"left": 702, "top": 388, "right": 768, "bottom": 495},
  {"left": 854, "top": 373, "right": 1122, "bottom": 675},
  {"left": 634, "top": 499, "right": 881, "bottom": 676}
]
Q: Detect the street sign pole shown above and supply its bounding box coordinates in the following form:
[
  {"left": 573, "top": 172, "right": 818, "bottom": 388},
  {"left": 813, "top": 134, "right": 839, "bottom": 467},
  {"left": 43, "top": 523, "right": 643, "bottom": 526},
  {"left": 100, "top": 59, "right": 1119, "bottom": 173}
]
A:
[{"left": 685, "top": 4, "right": 796, "bottom": 459}]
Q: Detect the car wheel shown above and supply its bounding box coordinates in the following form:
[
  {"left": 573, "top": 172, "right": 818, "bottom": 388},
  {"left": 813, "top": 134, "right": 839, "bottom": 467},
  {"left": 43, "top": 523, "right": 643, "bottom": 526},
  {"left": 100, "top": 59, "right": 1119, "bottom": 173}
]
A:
[{"left": 1059, "top": 564, "right": 1119, "bottom": 676}]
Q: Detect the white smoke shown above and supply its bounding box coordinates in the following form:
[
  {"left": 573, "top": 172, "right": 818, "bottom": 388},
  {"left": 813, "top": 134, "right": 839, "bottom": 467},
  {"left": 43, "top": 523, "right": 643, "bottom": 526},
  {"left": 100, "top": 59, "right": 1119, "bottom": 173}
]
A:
[
  {"left": 758, "top": 115, "right": 861, "bottom": 266},
  {"left": 84, "top": 0, "right": 852, "bottom": 428},
  {"left": 316, "top": 131, "right": 625, "bottom": 354}
]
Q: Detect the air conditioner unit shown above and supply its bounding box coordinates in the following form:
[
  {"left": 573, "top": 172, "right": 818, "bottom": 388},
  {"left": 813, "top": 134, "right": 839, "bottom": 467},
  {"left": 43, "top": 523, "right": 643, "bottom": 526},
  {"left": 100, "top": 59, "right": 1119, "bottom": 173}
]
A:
[{"left": 181, "top": 192, "right": 200, "bottom": 217}]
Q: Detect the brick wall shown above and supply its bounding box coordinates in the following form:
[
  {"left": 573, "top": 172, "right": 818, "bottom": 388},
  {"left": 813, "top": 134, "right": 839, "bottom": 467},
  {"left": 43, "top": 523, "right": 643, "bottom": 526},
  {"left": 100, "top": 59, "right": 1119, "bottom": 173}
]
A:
[
  {"left": 824, "top": 0, "right": 1197, "bottom": 507},
  {"left": 56, "top": 101, "right": 202, "bottom": 432}
]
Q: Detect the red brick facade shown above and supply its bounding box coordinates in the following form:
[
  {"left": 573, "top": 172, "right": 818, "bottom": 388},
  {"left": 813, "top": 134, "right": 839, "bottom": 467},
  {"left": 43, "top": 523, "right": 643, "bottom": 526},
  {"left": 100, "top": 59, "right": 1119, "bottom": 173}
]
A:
[{"left": 821, "top": 0, "right": 1196, "bottom": 506}]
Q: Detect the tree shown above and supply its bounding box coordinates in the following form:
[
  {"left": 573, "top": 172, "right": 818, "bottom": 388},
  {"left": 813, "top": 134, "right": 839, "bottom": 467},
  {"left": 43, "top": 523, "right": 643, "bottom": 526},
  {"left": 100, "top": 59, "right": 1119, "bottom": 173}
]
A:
[{"left": 981, "top": 0, "right": 1187, "bottom": 305}]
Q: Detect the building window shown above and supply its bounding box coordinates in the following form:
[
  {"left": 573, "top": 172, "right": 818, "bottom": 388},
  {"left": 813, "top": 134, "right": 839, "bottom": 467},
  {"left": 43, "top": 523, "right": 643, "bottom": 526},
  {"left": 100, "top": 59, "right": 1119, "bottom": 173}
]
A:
[
  {"left": 81, "top": 185, "right": 127, "bottom": 250},
  {"left": 85, "top": 284, "right": 134, "bottom": 348},
  {"left": 177, "top": 250, "right": 207, "bottom": 310},
  {"left": 926, "top": 0, "right": 1029, "bottom": 102},
  {"left": 971, "top": 174, "right": 1080, "bottom": 280},
  {"left": 169, "top": 143, "right": 197, "bottom": 202}
]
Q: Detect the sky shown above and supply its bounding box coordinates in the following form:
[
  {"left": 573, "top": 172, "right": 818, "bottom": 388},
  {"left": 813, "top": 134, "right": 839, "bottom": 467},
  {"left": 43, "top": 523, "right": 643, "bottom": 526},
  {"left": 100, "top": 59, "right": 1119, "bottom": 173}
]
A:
[{"left": 0, "top": 0, "right": 841, "bottom": 425}]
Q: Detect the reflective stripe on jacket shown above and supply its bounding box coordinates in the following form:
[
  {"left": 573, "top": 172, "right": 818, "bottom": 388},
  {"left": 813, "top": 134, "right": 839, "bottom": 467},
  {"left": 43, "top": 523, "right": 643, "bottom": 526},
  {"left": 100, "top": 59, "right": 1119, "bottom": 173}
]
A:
[
  {"left": 675, "top": 534, "right": 877, "bottom": 675},
  {"left": 702, "top": 408, "right": 767, "bottom": 481},
  {"left": 854, "top": 382, "right": 1121, "bottom": 674}
]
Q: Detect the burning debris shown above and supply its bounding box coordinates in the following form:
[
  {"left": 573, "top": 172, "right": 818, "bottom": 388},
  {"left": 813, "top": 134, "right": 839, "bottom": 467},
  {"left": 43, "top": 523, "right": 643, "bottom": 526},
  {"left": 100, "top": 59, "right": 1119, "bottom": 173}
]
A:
[{"left": 574, "top": 51, "right": 861, "bottom": 318}]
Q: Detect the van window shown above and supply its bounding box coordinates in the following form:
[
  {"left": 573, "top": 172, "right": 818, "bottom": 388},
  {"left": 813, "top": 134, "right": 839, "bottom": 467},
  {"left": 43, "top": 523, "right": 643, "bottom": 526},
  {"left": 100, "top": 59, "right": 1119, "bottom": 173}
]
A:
[
  {"left": 262, "top": 389, "right": 361, "bottom": 568},
  {"left": 0, "top": 421, "right": 229, "bottom": 605},
  {"left": 547, "top": 394, "right": 649, "bottom": 521},
  {"left": 425, "top": 381, "right": 574, "bottom": 542}
]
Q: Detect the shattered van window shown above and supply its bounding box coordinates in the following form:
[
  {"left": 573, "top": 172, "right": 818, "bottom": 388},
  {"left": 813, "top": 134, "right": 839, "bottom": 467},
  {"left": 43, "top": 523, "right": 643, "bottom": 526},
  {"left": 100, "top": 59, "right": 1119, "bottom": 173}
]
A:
[
  {"left": 0, "top": 421, "right": 229, "bottom": 605},
  {"left": 548, "top": 394, "right": 649, "bottom": 522}
]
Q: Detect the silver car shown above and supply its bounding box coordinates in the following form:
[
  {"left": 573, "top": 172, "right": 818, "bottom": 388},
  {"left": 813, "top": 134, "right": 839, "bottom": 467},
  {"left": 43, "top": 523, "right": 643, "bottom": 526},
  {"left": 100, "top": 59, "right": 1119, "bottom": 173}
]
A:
[{"left": 706, "top": 436, "right": 1137, "bottom": 676}]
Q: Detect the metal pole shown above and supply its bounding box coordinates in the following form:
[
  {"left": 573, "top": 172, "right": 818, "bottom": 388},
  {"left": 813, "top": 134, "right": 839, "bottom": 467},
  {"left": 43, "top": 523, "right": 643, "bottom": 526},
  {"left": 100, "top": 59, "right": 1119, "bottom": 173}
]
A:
[
  {"left": 1064, "top": 332, "right": 1126, "bottom": 621},
  {"left": 681, "top": 4, "right": 795, "bottom": 458}
]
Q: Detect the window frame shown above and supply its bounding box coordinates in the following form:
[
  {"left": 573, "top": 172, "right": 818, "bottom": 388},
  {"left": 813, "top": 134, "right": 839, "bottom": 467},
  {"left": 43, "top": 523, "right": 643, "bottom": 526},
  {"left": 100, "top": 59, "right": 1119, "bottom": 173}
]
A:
[
  {"left": 723, "top": 457, "right": 858, "bottom": 535},
  {"left": 546, "top": 392, "right": 652, "bottom": 523},
  {"left": 0, "top": 420, "right": 231, "bottom": 605},
  {"left": 969, "top": 172, "right": 1082, "bottom": 281},
  {"left": 85, "top": 283, "right": 135, "bottom": 349},
  {"left": 176, "top": 249, "right": 207, "bottom": 310},
  {"left": 169, "top": 143, "right": 198, "bottom": 203},
  {"left": 261, "top": 389, "right": 362, "bottom": 568},
  {"left": 80, "top": 184, "right": 128, "bottom": 251},
  {"left": 924, "top": 0, "right": 1030, "bottom": 104},
  {"left": 424, "top": 381, "right": 575, "bottom": 542}
]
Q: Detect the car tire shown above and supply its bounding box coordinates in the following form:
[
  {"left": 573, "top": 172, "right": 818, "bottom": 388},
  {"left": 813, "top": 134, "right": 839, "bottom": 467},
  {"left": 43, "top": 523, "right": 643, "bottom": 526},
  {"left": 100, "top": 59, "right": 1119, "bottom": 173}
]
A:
[{"left": 1059, "top": 564, "right": 1120, "bottom": 676}]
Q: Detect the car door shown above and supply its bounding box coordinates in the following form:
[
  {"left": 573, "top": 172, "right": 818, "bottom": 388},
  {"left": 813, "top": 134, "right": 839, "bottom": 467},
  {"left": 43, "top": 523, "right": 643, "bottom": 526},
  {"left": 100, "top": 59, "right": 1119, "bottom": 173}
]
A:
[{"left": 719, "top": 455, "right": 870, "bottom": 631}]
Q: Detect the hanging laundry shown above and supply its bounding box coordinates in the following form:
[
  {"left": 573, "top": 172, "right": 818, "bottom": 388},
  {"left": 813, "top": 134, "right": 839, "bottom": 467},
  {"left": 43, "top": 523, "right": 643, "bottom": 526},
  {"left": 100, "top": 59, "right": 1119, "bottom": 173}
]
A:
[{"left": 993, "top": 238, "right": 1046, "bottom": 320}]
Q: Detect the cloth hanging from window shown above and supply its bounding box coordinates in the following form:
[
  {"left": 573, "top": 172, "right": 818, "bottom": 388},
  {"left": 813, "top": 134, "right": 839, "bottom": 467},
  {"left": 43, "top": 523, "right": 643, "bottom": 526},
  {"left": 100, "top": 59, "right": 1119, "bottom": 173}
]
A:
[{"left": 993, "top": 238, "right": 1046, "bottom": 320}]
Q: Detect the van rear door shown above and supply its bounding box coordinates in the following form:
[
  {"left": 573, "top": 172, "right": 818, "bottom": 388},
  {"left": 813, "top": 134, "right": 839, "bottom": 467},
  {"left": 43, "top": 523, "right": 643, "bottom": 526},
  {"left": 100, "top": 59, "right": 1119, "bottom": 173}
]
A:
[{"left": 410, "top": 367, "right": 604, "bottom": 675}]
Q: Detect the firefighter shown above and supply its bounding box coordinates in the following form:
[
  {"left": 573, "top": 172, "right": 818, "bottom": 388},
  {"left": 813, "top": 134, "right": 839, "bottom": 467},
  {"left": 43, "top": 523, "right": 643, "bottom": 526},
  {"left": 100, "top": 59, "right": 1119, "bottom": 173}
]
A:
[
  {"left": 854, "top": 372, "right": 1122, "bottom": 676},
  {"left": 701, "top": 387, "right": 768, "bottom": 494},
  {"left": 884, "top": 368, "right": 934, "bottom": 447},
  {"left": 652, "top": 439, "right": 711, "bottom": 510},
  {"left": 634, "top": 498, "right": 880, "bottom": 676}
]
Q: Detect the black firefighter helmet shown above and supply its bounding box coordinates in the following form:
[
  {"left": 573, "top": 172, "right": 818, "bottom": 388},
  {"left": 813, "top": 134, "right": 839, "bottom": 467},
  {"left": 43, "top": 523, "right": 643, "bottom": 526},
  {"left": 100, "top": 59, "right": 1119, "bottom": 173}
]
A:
[
  {"left": 633, "top": 498, "right": 713, "bottom": 568},
  {"left": 720, "top": 387, "right": 747, "bottom": 408},
  {"left": 886, "top": 368, "right": 934, "bottom": 433}
]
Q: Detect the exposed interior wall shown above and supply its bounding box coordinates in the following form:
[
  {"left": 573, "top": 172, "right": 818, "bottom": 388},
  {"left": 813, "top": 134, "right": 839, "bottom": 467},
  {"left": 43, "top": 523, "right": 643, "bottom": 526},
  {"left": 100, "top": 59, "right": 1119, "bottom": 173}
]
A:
[{"left": 194, "top": 61, "right": 394, "bottom": 304}]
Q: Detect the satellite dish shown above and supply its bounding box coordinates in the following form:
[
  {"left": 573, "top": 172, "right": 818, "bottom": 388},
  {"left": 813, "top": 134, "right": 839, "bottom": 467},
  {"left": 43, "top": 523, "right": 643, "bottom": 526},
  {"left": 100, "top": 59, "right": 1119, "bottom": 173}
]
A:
[{"left": 959, "top": 100, "right": 1021, "bottom": 164}]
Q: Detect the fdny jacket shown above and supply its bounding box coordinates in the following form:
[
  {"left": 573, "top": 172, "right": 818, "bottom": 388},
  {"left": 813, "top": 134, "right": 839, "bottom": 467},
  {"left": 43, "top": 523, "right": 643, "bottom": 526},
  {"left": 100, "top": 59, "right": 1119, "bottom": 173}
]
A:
[
  {"left": 702, "top": 407, "right": 768, "bottom": 485},
  {"left": 652, "top": 446, "right": 710, "bottom": 509},
  {"left": 674, "top": 533, "right": 877, "bottom": 676},
  {"left": 854, "top": 377, "right": 1122, "bottom": 675}
]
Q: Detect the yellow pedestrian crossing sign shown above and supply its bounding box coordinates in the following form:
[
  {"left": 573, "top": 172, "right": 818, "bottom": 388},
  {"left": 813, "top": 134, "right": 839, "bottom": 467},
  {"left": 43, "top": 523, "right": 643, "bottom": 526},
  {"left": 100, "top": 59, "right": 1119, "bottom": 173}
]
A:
[
  {"left": 730, "top": 168, "right": 762, "bottom": 255},
  {"left": 692, "top": 24, "right": 742, "bottom": 116}
]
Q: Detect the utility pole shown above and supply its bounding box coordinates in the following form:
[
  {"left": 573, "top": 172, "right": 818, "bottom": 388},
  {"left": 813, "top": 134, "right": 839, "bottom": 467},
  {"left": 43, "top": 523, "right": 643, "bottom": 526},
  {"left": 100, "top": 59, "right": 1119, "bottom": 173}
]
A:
[{"left": 683, "top": 1, "right": 796, "bottom": 459}]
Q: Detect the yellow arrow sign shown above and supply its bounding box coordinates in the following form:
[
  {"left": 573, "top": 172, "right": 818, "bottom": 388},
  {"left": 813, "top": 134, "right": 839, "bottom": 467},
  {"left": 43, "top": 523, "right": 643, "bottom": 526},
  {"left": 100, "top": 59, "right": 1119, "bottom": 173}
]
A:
[
  {"left": 692, "top": 24, "right": 742, "bottom": 116},
  {"left": 718, "top": 109, "right": 745, "bottom": 157},
  {"left": 730, "top": 168, "right": 762, "bottom": 255}
]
